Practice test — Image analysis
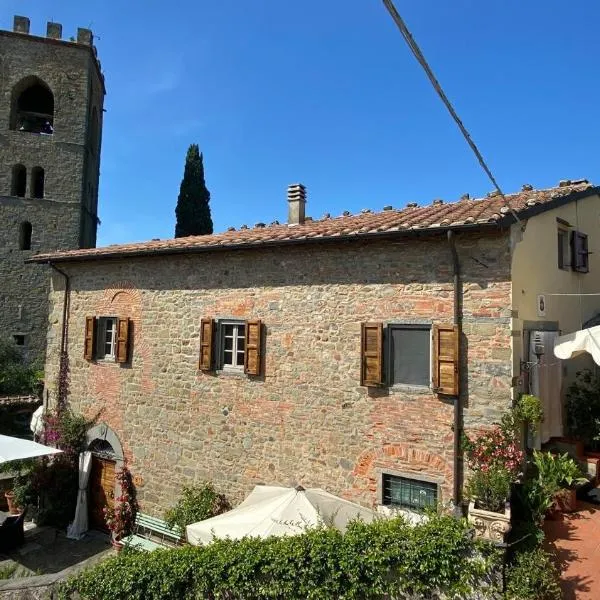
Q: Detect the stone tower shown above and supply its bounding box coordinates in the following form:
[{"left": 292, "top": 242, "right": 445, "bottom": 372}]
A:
[{"left": 0, "top": 16, "right": 105, "bottom": 364}]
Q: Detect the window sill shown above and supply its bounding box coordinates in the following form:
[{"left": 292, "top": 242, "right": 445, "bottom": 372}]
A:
[
  {"left": 377, "top": 505, "right": 428, "bottom": 524},
  {"left": 216, "top": 368, "right": 247, "bottom": 378},
  {"left": 389, "top": 384, "right": 432, "bottom": 394}
]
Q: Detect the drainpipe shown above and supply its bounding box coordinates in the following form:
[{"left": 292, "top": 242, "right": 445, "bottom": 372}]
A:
[
  {"left": 49, "top": 263, "right": 70, "bottom": 410},
  {"left": 447, "top": 231, "right": 463, "bottom": 511}
]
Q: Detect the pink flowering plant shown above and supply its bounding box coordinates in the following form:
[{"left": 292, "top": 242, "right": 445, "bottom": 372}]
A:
[
  {"left": 103, "top": 464, "right": 139, "bottom": 541},
  {"left": 463, "top": 411, "right": 525, "bottom": 512}
]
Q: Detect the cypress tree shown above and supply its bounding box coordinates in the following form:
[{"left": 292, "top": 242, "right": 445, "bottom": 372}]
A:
[{"left": 174, "top": 144, "right": 213, "bottom": 237}]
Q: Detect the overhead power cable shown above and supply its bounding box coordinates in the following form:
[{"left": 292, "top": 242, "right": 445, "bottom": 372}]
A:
[{"left": 381, "top": 0, "right": 522, "bottom": 227}]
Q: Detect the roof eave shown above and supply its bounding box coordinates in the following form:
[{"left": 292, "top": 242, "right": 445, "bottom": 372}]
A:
[
  {"left": 497, "top": 186, "right": 600, "bottom": 228},
  {"left": 27, "top": 221, "right": 502, "bottom": 266}
]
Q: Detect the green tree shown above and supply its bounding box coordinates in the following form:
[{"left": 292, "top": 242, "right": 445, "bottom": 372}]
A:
[{"left": 174, "top": 144, "right": 213, "bottom": 237}]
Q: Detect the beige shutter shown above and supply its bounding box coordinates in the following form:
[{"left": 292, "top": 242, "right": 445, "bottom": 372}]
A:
[
  {"left": 199, "top": 318, "right": 214, "bottom": 371},
  {"left": 433, "top": 324, "right": 459, "bottom": 395},
  {"left": 116, "top": 318, "right": 130, "bottom": 364},
  {"left": 244, "top": 320, "right": 262, "bottom": 376},
  {"left": 84, "top": 316, "right": 96, "bottom": 360},
  {"left": 361, "top": 323, "right": 383, "bottom": 386}
]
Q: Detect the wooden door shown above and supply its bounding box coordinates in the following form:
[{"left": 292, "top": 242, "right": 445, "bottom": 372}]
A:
[{"left": 89, "top": 456, "right": 116, "bottom": 532}]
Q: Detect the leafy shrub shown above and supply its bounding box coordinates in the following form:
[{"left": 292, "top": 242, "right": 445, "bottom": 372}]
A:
[
  {"left": 0, "top": 337, "right": 43, "bottom": 395},
  {"left": 164, "top": 483, "right": 230, "bottom": 533},
  {"left": 566, "top": 369, "right": 600, "bottom": 451},
  {"left": 532, "top": 450, "right": 587, "bottom": 491},
  {"left": 505, "top": 547, "right": 562, "bottom": 600},
  {"left": 515, "top": 394, "right": 544, "bottom": 432},
  {"left": 104, "top": 465, "right": 139, "bottom": 539},
  {"left": 59, "top": 513, "right": 501, "bottom": 600},
  {"left": 465, "top": 466, "right": 512, "bottom": 512}
]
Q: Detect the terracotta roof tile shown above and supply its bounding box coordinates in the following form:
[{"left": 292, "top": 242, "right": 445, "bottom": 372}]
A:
[{"left": 30, "top": 180, "right": 598, "bottom": 263}]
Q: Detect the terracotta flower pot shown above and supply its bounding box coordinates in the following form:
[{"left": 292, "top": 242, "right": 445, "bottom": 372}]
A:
[
  {"left": 4, "top": 491, "right": 21, "bottom": 515},
  {"left": 468, "top": 500, "right": 512, "bottom": 543},
  {"left": 553, "top": 488, "right": 577, "bottom": 513}
]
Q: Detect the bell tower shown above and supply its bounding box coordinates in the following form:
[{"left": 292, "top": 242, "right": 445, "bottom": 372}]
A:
[{"left": 0, "top": 16, "right": 105, "bottom": 363}]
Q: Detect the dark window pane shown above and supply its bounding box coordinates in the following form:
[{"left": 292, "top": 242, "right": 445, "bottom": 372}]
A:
[
  {"left": 224, "top": 324, "right": 234, "bottom": 337},
  {"left": 236, "top": 351, "right": 245, "bottom": 367},
  {"left": 238, "top": 325, "right": 246, "bottom": 338},
  {"left": 383, "top": 474, "right": 437, "bottom": 511},
  {"left": 390, "top": 327, "right": 430, "bottom": 386},
  {"left": 223, "top": 349, "right": 233, "bottom": 365},
  {"left": 224, "top": 336, "right": 233, "bottom": 351}
]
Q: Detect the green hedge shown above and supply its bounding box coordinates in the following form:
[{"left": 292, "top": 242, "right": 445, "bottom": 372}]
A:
[{"left": 59, "top": 513, "right": 500, "bottom": 600}]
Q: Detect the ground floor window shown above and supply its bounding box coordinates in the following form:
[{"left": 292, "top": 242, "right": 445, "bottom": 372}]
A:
[{"left": 382, "top": 473, "right": 438, "bottom": 511}]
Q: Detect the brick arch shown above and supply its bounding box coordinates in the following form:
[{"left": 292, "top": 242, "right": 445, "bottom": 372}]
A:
[
  {"left": 350, "top": 443, "right": 453, "bottom": 503},
  {"left": 88, "top": 282, "right": 156, "bottom": 449}
]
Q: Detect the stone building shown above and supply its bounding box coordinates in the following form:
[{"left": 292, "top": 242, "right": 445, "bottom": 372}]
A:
[
  {"left": 32, "top": 180, "right": 600, "bottom": 526},
  {"left": 0, "top": 15, "right": 104, "bottom": 364}
]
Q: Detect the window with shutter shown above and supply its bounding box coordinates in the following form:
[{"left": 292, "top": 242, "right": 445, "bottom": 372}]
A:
[
  {"left": 388, "top": 325, "right": 430, "bottom": 387},
  {"left": 432, "top": 324, "right": 459, "bottom": 396},
  {"left": 571, "top": 231, "right": 589, "bottom": 273},
  {"left": 116, "top": 318, "right": 130, "bottom": 364},
  {"left": 91, "top": 316, "right": 123, "bottom": 361},
  {"left": 199, "top": 318, "right": 214, "bottom": 371},
  {"left": 244, "top": 320, "right": 262, "bottom": 376},
  {"left": 361, "top": 323, "right": 383, "bottom": 386},
  {"left": 557, "top": 228, "right": 570, "bottom": 270},
  {"left": 84, "top": 316, "right": 96, "bottom": 360}
]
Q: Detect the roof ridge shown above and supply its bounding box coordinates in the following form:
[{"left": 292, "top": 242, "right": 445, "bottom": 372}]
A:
[{"left": 27, "top": 181, "right": 597, "bottom": 264}]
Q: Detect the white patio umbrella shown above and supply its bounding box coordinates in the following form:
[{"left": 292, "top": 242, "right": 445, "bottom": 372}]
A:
[
  {"left": 0, "top": 434, "right": 62, "bottom": 464},
  {"left": 554, "top": 325, "right": 600, "bottom": 366},
  {"left": 186, "top": 485, "right": 377, "bottom": 546}
]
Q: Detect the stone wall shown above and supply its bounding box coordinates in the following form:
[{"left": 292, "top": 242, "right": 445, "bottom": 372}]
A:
[
  {"left": 44, "top": 232, "right": 513, "bottom": 514},
  {"left": 0, "top": 23, "right": 104, "bottom": 365}
]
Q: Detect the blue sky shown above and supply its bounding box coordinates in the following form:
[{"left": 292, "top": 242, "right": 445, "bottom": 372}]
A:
[{"left": 6, "top": 1, "right": 600, "bottom": 246}]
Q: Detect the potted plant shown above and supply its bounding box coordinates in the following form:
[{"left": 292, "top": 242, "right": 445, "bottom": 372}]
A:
[
  {"left": 103, "top": 464, "right": 138, "bottom": 550},
  {"left": 531, "top": 450, "right": 587, "bottom": 514},
  {"left": 466, "top": 465, "right": 513, "bottom": 541},
  {"left": 463, "top": 409, "right": 525, "bottom": 542}
]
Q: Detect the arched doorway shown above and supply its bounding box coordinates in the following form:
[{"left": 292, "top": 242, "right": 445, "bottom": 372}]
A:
[{"left": 85, "top": 424, "right": 124, "bottom": 532}]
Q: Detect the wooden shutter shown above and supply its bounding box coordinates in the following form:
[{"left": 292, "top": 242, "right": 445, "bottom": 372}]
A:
[
  {"left": 244, "top": 320, "right": 262, "bottom": 376},
  {"left": 433, "top": 324, "right": 459, "bottom": 395},
  {"left": 116, "top": 318, "right": 131, "bottom": 364},
  {"left": 84, "top": 316, "right": 96, "bottom": 360},
  {"left": 198, "top": 318, "right": 214, "bottom": 371},
  {"left": 360, "top": 323, "right": 383, "bottom": 386},
  {"left": 571, "top": 231, "right": 589, "bottom": 273}
]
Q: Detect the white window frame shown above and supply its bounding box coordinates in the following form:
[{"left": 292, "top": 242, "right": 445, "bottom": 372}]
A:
[
  {"left": 557, "top": 226, "right": 570, "bottom": 270},
  {"left": 386, "top": 324, "right": 432, "bottom": 389},
  {"left": 218, "top": 320, "right": 246, "bottom": 371},
  {"left": 96, "top": 316, "right": 118, "bottom": 361}
]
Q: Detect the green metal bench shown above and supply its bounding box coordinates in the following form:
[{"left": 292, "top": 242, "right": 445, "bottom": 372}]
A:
[{"left": 121, "top": 513, "right": 183, "bottom": 551}]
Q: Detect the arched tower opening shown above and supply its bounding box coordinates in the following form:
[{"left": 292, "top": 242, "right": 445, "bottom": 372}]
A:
[
  {"left": 31, "top": 166, "right": 45, "bottom": 198},
  {"left": 11, "top": 164, "right": 26, "bottom": 196},
  {"left": 19, "top": 221, "right": 32, "bottom": 250},
  {"left": 11, "top": 76, "right": 54, "bottom": 134}
]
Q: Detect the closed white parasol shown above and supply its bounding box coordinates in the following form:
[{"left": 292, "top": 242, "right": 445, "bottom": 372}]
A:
[{"left": 186, "top": 485, "right": 377, "bottom": 546}]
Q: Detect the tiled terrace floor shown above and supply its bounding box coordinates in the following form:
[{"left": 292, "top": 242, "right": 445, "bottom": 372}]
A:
[{"left": 543, "top": 501, "right": 600, "bottom": 600}]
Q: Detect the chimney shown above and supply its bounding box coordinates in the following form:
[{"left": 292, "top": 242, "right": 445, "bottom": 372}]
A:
[
  {"left": 46, "top": 22, "right": 62, "bottom": 39},
  {"left": 77, "top": 27, "right": 93, "bottom": 45},
  {"left": 287, "top": 183, "right": 306, "bottom": 225},
  {"left": 13, "top": 16, "right": 30, "bottom": 34}
]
